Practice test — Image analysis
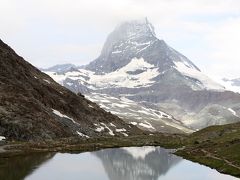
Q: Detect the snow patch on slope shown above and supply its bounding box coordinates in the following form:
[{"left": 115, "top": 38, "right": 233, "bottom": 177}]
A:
[
  {"left": 52, "top": 109, "right": 80, "bottom": 126},
  {"left": 228, "top": 108, "right": 239, "bottom": 117},
  {"left": 76, "top": 131, "right": 89, "bottom": 138},
  {"left": 174, "top": 61, "right": 224, "bottom": 91},
  {"left": 0, "top": 136, "right": 6, "bottom": 141},
  {"left": 139, "top": 121, "right": 155, "bottom": 130},
  {"left": 95, "top": 126, "right": 105, "bottom": 132},
  {"left": 43, "top": 79, "right": 51, "bottom": 84},
  {"left": 116, "top": 128, "right": 126, "bottom": 132}
]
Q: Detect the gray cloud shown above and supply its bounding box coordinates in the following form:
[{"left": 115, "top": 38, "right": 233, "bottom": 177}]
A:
[{"left": 0, "top": 0, "right": 240, "bottom": 79}]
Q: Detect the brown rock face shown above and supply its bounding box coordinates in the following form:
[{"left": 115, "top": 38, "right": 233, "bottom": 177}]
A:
[{"left": 0, "top": 39, "right": 141, "bottom": 141}]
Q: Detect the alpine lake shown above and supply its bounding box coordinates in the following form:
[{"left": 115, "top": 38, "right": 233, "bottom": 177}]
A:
[{"left": 0, "top": 146, "right": 238, "bottom": 180}]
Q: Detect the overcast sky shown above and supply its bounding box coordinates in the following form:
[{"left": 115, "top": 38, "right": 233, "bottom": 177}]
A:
[{"left": 1, "top": 0, "right": 240, "bottom": 80}]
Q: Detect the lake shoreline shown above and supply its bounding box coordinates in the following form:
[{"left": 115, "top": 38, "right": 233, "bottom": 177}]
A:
[
  {"left": 0, "top": 133, "right": 239, "bottom": 178},
  {"left": 0, "top": 134, "right": 183, "bottom": 157}
]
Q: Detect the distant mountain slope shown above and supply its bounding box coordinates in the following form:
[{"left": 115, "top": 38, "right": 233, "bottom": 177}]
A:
[
  {"left": 40, "top": 63, "right": 78, "bottom": 73},
  {"left": 0, "top": 39, "right": 141, "bottom": 141},
  {"left": 85, "top": 93, "right": 193, "bottom": 134},
  {"left": 44, "top": 18, "right": 240, "bottom": 131},
  {"left": 221, "top": 78, "right": 240, "bottom": 93}
]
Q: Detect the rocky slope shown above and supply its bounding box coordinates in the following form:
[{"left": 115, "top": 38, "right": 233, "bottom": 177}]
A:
[
  {"left": 85, "top": 93, "right": 192, "bottom": 134},
  {"left": 0, "top": 39, "right": 141, "bottom": 141},
  {"left": 44, "top": 18, "right": 240, "bottom": 131}
]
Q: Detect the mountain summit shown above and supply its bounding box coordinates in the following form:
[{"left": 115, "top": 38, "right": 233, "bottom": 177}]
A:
[
  {"left": 98, "top": 18, "right": 156, "bottom": 64},
  {"left": 86, "top": 18, "right": 200, "bottom": 75},
  {"left": 45, "top": 19, "right": 240, "bottom": 132}
]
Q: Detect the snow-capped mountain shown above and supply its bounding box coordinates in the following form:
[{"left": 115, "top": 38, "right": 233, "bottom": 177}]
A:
[
  {"left": 221, "top": 78, "right": 240, "bottom": 93},
  {"left": 44, "top": 18, "right": 240, "bottom": 132}
]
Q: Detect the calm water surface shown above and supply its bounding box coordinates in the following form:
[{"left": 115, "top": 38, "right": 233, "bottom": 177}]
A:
[{"left": 0, "top": 146, "right": 238, "bottom": 180}]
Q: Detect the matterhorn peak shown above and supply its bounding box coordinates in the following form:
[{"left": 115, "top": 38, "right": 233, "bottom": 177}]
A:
[
  {"left": 86, "top": 18, "right": 201, "bottom": 75},
  {"left": 115, "top": 17, "right": 156, "bottom": 38},
  {"left": 98, "top": 18, "right": 157, "bottom": 59}
]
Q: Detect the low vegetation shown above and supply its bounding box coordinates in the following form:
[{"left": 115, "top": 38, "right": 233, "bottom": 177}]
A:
[
  {"left": 176, "top": 122, "right": 240, "bottom": 178},
  {"left": 0, "top": 122, "right": 239, "bottom": 178},
  {"left": 0, "top": 133, "right": 183, "bottom": 158}
]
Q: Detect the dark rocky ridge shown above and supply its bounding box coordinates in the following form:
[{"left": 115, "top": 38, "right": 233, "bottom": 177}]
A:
[{"left": 0, "top": 39, "right": 141, "bottom": 141}]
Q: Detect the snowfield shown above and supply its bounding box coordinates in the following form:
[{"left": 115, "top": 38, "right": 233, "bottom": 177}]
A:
[
  {"left": 87, "top": 57, "right": 159, "bottom": 88},
  {"left": 174, "top": 61, "right": 224, "bottom": 91},
  {"left": 46, "top": 57, "right": 225, "bottom": 92},
  {"left": 46, "top": 57, "right": 159, "bottom": 89}
]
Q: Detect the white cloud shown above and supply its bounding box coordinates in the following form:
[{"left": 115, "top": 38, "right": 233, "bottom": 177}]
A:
[
  {"left": 0, "top": 1, "right": 26, "bottom": 35},
  {"left": 0, "top": 0, "right": 240, "bottom": 78},
  {"left": 205, "top": 17, "right": 240, "bottom": 79}
]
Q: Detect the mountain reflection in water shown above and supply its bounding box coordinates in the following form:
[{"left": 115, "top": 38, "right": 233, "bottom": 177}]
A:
[{"left": 93, "top": 146, "right": 181, "bottom": 180}]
